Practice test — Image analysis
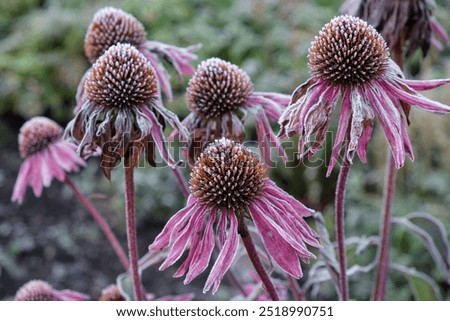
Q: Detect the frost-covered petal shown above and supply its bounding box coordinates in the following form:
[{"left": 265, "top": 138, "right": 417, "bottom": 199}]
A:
[{"left": 203, "top": 213, "right": 239, "bottom": 294}]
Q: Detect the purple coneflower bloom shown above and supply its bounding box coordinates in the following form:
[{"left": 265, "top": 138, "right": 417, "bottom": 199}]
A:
[
  {"left": 15, "top": 280, "right": 88, "bottom": 301},
  {"left": 76, "top": 6, "right": 199, "bottom": 109},
  {"left": 171, "top": 57, "right": 290, "bottom": 165},
  {"left": 341, "top": 0, "right": 449, "bottom": 57},
  {"left": 11, "top": 117, "right": 85, "bottom": 204},
  {"left": 65, "top": 43, "right": 188, "bottom": 179},
  {"left": 149, "top": 138, "right": 320, "bottom": 294},
  {"left": 278, "top": 15, "right": 450, "bottom": 176}
]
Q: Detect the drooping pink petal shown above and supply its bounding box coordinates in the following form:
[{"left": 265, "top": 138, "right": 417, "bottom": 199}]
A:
[
  {"left": 49, "top": 142, "right": 85, "bottom": 172},
  {"left": 402, "top": 78, "right": 450, "bottom": 91},
  {"left": 159, "top": 206, "right": 205, "bottom": 270},
  {"left": 74, "top": 69, "right": 90, "bottom": 114},
  {"left": 381, "top": 80, "right": 450, "bottom": 114},
  {"left": 53, "top": 289, "right": 89, "bottom": 301},
  {"left": 255, "top": 108, "right": 288, "bottom": 165},
  {"left": 356, "top": 123, "right": 373, "bottom": 164},
  {"left": 217, "top": 209, "right": 228, "bottom": 248},
  {"left": 149, "top": 196, "right": 200, "bottom": 250},
  {"left": 328, "top": 89, "right": 351, "bottom": 176},
  {"left": 400, "top": 117, "right": 414, "bottom": 161},
  {"left": 42, "top": 148, "right": 66, "bottom": 182},
  {"left": 184, "top": 210, "right": 216, "bottom": 283},
  {"left": 366, "top": 85, "right": 405, "bottom": 168},
  {"left": 173, "top": 210, "right": 206, "bottom": 279},
  {"left": 141, "top": 49, "right": 173, "bottom": 101},
  {"left": 260, "top": 195, "right": 320, "bottom": 248},
  {"left": 146, "top": 41, "right": 200, "bottom": 78},
  {"left": 28, "top": 154, "right": 44, "bottom": 197},
  {"left": 249, "top": 202, "right": 303, "bottom": 278},
  {"left": 430, "top": 16, "right": 450, "bottom": 45},
  {"left": 144, "top": 109, "right": 177, "bottom": 168},
  {"left": 254, "top": 199, "right": 311, "bottom": 254},
  {"left": 248, "top": 92, "right": 290, "bottom": 121},
  {"left": 263, "top": 180, "right": 313, "bottom": 216},
  {"left": 203, "top": 213, "right": 239, "bottom": 294},
  {"left": 11, "top": 158, "right": 32, "bottom": 204}
]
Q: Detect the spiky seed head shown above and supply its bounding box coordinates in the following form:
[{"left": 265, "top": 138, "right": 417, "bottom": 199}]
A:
[
  {"left": 84, "top": 7, "right": 146, "bottom": 63},
  {"left": 85, "top": 43, "right": 158, "bottom": 109},
  {"left": 190, "top": 138, "right": 266, "bottom": 212},
  {"left": 186, "top": 58, "right": 253, "bottom": 119},
  {"left": 15, "top": 280, "right": 54, "bottom": 301},
  {"left": 308, "top": 15, "right": 390, "bottom": 86},
  {"left": 18, "top": 117, "right": 63, "bottom": 158},
  {"left": 98, "top": 284, "right": 125, "bottom": 301}
]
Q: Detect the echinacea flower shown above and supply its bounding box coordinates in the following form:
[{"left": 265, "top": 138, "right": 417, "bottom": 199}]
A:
[
  {"left": 65, "top": 43, "right": 189, "bottom": 179},
  {"left": 15, "top": 280, "right": 88, "bottom": 301},
  {"left": 77, "top": 6, "right": 199, "bottom": 108},
  {"left": 149, "top": 138, "right": 320, "bottom": 294},
  {"left": 278, "top": 15, "right": 450, "bottom": 176},
  {"left": 171, "top": 57, "right": 290, "bottom": 165},
  {"left": 340, "top": 0, "right": 449, "bottom": 59},
  {"left": 11, "top": 117, "right": 85, "bottom": 204}
]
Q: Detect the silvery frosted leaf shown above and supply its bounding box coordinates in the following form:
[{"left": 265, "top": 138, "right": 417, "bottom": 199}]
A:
[
  {"left": 393, "top": 211, "right": 450, "bottom": 282},
  {"left": 391, "top": 263, "right": 442, "bottom": 300}
]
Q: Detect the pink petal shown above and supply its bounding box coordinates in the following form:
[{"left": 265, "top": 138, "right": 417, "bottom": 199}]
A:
[
  {"left": 356, "top": 123, "right": 373, "bottom": 164},
  {"left": 366, "top": 85, "right": 405, "bottom": 168},
  {"left": 43, "top": 147, "right": 66, "bottom": 182},
  {"left": 142, "top": 49, "right": 173, "bottom": 101},
  {"left": 217, "top": 209, "right": 228, "bottom": 248},
  {"left": 159, "top": 207, "right": 204, "bottom": 270},
  {"left": 400, "top": 117, "right": 414, "bottom": 161},
  {"left": 173, "top": 210, "right": 207, "bottom": 279},
  {"left": 263, "top": 180, "right": 313, "bottom": 216},
  {"left": 184, "top": 210, "right": 216, "bottom": 283},
  {"left": 149, "top": 196, "right": 199, "bottom": 250},
  {"left": 29, "top": 154, "right": 44, "bottom": 197},
  {"left": 249, "top": 203, "right": 303, "bottom": 278},
  {"left": 11, "top": 158, "right": 32, "bottom": 204},
  {"left": 54, "top": 289, "right": 89, "bottom": 301},
  {"left": 144, "top": 109, "right": 177, "bottom": 168},
  {"left": 430, "top": 16, "right": 450, "bottom": 45},
  {"left": 382, "top": 80, "right": 450, "bottom": 114},
  {"left": 402, "top": 78, "right": 450, "bottom": 91},
  {"left": 328, "top": 89, "right": 351, "bottom": 176},
  {"left": 255, "top": 108, "right": 288, "bottom": 164},
  {"left": 204, "top": 213, "right": 239, "bottom": 294}
]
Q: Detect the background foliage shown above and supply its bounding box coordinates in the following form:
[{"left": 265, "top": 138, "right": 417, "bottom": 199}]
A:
[{"left": 0, "top": 0, "right": 449, "bottom": 300}]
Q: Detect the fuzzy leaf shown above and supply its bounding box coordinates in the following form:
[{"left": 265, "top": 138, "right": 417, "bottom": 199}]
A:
[
  {"left": 393, "top": 212, "right": 450, "bottom": 282},
  {"left": 391, "top": 263, "right": 442, "bottom": 300},
  {"left": 116, "top": 272, "right": 134, "bottom": 301}
]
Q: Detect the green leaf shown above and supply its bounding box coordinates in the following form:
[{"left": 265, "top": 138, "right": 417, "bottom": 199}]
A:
[
  {"left": 116, "top": 272, "right": 134, "bottom": 301},
  {"left": 393, "top": 212, "right": 450, "bottom": 282},
  {"left": 391, "top": 263, "right": 442, "bottom": 300}
]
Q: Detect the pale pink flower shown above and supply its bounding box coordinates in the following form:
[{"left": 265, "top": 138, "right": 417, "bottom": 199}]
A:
[
  {"left": 76, "top": 6, "right": 200, "bottom": 109},
  {"left": 15, "top": 280, "right": 88, "bottom": 301},
  {"left": 149, "top": 138, "right": 320, "bottom": 294},
  {"left": 171, "top": 57, "right": 290, "bottom": 166},
  {"left": 11, "top": 117, "right": 85, "bottom": 204},
  {"left": 279, "top": 15, "right": 450, "bottom": 176}
]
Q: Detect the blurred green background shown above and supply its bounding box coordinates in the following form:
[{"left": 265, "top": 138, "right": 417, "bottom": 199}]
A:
[{"left": 0, "top": 0, "right": 449, "bottom": 300}]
